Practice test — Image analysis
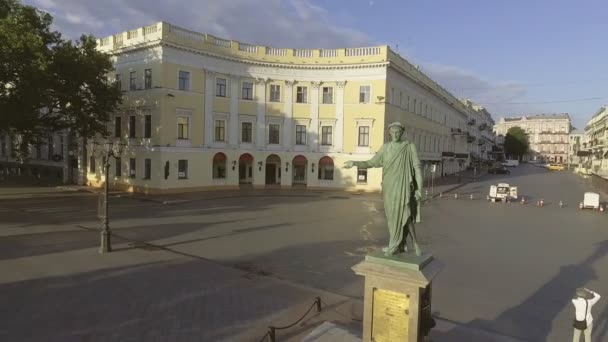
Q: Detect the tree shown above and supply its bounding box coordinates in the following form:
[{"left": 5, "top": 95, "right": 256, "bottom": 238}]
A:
[
  {"left": 0, "top": 0, "right": 122, "bottom": 158},
  {"left": 504, "top": 126, "right": 529, "bottom": 160}
]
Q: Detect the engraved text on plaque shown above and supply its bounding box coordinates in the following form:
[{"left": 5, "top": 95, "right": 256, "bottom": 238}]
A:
[{"left": 371, "top": 288, "right": 410, "bottom": 341}]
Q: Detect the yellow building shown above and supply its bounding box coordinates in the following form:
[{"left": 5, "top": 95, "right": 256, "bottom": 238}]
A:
[{"left": 88, "top": 22, "right": 485, "bottom": 193}]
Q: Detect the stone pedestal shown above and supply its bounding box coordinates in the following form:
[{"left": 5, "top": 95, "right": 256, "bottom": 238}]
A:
[{"left": 352, "top": 251, "right": 442, "bottom": 342}]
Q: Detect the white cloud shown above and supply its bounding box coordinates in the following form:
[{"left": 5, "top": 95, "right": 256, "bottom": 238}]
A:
[
  {"left": 64, "top": 13, "right": 82, "bottom": 24},
  {"left": 420, "top": 63, "right": 542, "bottom": 117},
  {"left": 24, "top": 0, "right": 370, "bottom": 48}
]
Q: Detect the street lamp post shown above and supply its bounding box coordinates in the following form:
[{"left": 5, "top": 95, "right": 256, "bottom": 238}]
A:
[{"left": 96, "top": 141, "right": 123, "bottom": 254}]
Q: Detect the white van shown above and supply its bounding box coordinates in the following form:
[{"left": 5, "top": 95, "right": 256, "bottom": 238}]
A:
[{"left": 501, "top": 159, "right": 519, "bottom": 167}]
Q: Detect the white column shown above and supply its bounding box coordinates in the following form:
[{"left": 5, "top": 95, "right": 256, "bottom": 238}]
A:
[
  {"left": 335, "top": 81, "right": 346, "bottom": 152},
  {"left": 229, "top": 75, "right": 239, "bottom": 147},
  {"left": 310, "top": 81, "right": 320, "bottom": 151},
  {"left": 255, "top": 78, "right": 267, "bottom": 147},
  {"left": 283, "top": 80, "right": 294, "bottom": 149},
  {"left": 204, "top": 70, "right": 215, "bottom": 146}
]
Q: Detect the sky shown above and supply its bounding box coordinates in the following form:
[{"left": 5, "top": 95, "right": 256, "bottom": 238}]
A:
[{"left": 24, "top": 0, "right": 608, "bottom": 130}]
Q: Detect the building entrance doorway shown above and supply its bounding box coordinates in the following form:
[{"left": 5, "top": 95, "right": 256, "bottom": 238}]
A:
[
  {"left": 292, "top": 155, "right": 307, "bottom": 185},
  {"left": 265, "top": 154, "right": 281, "bottom": 185},
  {"left": 238, "top": 153, "right": 253, "bottom": 184}
]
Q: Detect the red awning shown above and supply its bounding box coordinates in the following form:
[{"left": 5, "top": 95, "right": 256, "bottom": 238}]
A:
[
  {"left": 239, "top": 153, "right": 253, "bottom": 162},
  {"left": 293, "top": 155, "right": 307, "bottom": 165},
  {"left": 213, "top": 153, "right": 226, "bottom": 162},
  {"left": 319, "top": 156, "right": 334, "bottom": 166}
]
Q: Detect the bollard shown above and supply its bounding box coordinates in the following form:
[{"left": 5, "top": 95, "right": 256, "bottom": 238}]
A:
[
  {"left": 600, "top": 205, "right": 605, "bottom": 213},
  {"left": 470, "top": 194, "right": 474, "bottom": 200},
  {"left": 559, "top": 200, "right": 564, "bottom": 208},
  {"left": 454, "top": 193, "right": 458, "bottom": 199},
  {"left": 486, "top": 195, "right": 490, "bottom": 201},
  {"left": 540, "top": 199, "right": 544, "bottom": 207},
  {"left": 579, "top": 202, "right": 584, "bottom": 210},
  {"left": 439, "top": 192, "right": 443, "bottom": 198},
  {"left": 425, "top": 189, "right": 429, "bottom": 198},
  {"left": 521, "top": 196, "right": 526, "bottom": 205}
]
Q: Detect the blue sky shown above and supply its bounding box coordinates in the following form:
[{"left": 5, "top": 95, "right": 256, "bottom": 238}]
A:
[{"left": 25, "top": 0, "right": 608, "bottom": 129}]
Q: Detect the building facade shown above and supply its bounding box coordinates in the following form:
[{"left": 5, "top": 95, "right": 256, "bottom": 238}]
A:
[
  {"left": 459, "top": 99, "right": 495, "bottom": 162},
  {"left": 568, "top": 130, "right": 584, "bottom": 167},
  {"left": 0, "top": 130, "right": 83, "bottom": 183},
  {"left": 64, "top": 22, "right": 496, "bottom": 193},
  {"left": 494, "top": 114, "right": 571, "bottom": 163},
  {"left": 582, "top": 106, "right": 608, "bottom": 176}
]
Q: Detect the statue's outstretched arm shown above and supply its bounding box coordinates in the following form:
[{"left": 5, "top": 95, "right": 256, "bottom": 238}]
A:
[{"left": 352, "top": 145, "right": 384, "bottom": 169}]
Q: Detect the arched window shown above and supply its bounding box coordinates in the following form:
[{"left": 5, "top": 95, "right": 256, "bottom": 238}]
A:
[
  {"left": 318, "top": 156, "right": 334, "bottom": 180},
  {"left": 213, "top": 152, "right": 226, "bottom": 179}
]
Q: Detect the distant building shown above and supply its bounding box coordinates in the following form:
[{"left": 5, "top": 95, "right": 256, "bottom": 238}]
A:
[
  {"left": 568, "top": 130, "right": 584, "bottom": 167},
  {"left": 583, "top": 106, "right": 608, "bottom": 176},
  {"left": 494, "top": 114, "right": 571, "bottom": 163},
  {"left": 459, "top": 99, "right": 496, "bottom": 163}
]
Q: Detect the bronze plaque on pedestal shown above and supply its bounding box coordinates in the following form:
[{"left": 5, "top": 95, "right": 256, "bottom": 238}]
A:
[{"left": 371, "top": 288, "right": 409, "bottom": 342}]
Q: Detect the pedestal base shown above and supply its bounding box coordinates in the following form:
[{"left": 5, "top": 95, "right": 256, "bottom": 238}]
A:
[{"left": 352, "top": 253, "right": 443, "bottom": 342}]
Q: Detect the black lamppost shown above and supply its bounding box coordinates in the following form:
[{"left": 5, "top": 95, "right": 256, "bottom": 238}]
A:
[{"left": 96, "top": 141, "right": 123, "bottom": 254}]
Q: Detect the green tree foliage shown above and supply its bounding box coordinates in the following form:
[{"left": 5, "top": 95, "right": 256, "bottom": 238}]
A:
[
  {"left": 0, "top": 0, "right": 122, "bottom": 157},
  {"left": 504, "top": 126, "right": 529, "bottom": 160}
]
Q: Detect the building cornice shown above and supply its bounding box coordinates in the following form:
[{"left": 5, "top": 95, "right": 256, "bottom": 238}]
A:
[{"left": 107, "top": 39, "right": 390, "bottom": 71}]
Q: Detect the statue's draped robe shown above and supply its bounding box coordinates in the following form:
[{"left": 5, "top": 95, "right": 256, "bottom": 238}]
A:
[{"left": 357, "top": 141, "right": 422, "bottom": 254}]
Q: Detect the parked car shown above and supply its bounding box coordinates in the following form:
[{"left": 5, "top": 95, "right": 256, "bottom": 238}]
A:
[
  {"left": 488, "top": 166, "right": 511, "bottom": 174},
  {"left": 547, "top": 163, "right": 565, "bottom": 171}
]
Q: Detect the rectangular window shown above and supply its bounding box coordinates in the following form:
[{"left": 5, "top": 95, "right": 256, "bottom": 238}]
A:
[
  {"left": 144, "top": 115, "right": 152, "bottom": 138},
  {"left": 89, "top": 156, "right": 96, "bottom": 173},
  {"left": 241, "top": 122, "right": 252, "bottom": 143},
  {"left": 129, "top": 115, "right": 136, "bottom": 138},
  {"left": 129, "top": 71, "right": 137, "bottom": 91},
  {"left": 358, "top": 126, "right": 370, "bottom": 146},
  {"left": 144, "top": 69, "right": 152, "bottom": 89},
  {"left": 322, "top": 87, "right": 333, "bottom": 104},
  {"left": 296, "top": 86, "right": 307, "bottom": 103},
  {"left": 359, "top": 85, "right": 370, "bottom": 103},
  {"left": 269, "top": 124, "right": 280, "bottom": 144},
  {"left": 177, "top": 116, "right": 189, "bottom": 139},
  {"left": 178, "top": 71, "right": 190, "bottom": 91},
  {"left": 242, "top": 81, "right": 253, "bottom": 100},
  {"left": 413, "top": 99, "right": 417, "bottom": 114},
  {"left": 321, "top": 126, "right": 333, "bottom": 146},
  {"left": 295, "top": 125, "right": 306, "bottom": 145},
  {"left": 144, "top": 158, "right": 151, "bottom": 179},
  {"left": 216, "top": 78, "right": 227, "bottom": 97},
  {"left": 129, "top": 158, "right": 136, "bottom": 178},
  {"left": 270, "top": 84, "right": 281, "bottom": 102},
  {"left": 357, "top": 168, "right": 368, "bottom": 184},
  {"left": 115, "top": 157, "right": 121, "bottom": 177},
  {"left": 215, "top": 120, "right": 225, "bottom": 142},
  {"left": 114, "top": 117, "right": 121, "bottom": 138},
  {"left": 115, "top": 74, "right": 121, "bottom": 90},
  {"left": 178, "top": 159, "right": 188, "bottom": 179}
]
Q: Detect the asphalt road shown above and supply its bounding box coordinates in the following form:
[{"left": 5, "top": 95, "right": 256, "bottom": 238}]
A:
[{"left": 0, "top": 164, "right": 606, "bottom": 341}]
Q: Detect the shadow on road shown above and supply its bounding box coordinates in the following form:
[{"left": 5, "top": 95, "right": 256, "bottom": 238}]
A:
[{"left": 432, "top": 240, "right": 608, "bottom": 341}]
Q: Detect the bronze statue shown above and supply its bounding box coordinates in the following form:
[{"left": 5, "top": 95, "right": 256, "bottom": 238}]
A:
[{"left": 345, "top": 122, "right": 424, "bottom": 256}]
